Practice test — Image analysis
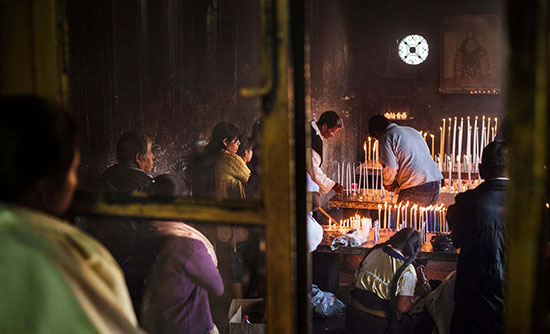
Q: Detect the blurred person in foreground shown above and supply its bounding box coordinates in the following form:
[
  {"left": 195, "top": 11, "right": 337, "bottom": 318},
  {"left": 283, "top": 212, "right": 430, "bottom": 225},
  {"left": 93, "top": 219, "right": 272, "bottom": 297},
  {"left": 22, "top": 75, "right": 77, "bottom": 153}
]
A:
[{"left": 0, "top": 96, "right": 143, "bottom": 333}]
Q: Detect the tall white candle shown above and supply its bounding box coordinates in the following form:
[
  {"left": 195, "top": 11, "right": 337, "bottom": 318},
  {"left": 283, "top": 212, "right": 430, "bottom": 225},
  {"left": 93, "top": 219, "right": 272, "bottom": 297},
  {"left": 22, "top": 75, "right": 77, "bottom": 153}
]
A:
[
  {"left": 466, "top": 117, "right": 471, "bottom": 171},
  {"left": 448, "top": 156, "right": 452, "bottom": 194},
  {"left": 363, "top": 167, "right": 367, "bottom": 197},
  {"left": 452, "top": 117, "right": 457, "bottom": 172},
  {"left": 456, "top": 155, "right": 462, "bottom": 192},
  {"left": 458, "top": 118, "right": 463, "bottom": 165},
  {"left": 466, "top": 155, "right": 472, "bottom": 189},
  {"left": 480, "top": 116, "right": 486, "bottom": 161},
  {"left": 337, "top": 163, "right": 341, "bottom": 186},
  {"left": 358, "top": 164, "right": 362, "bottom": 196},
  {"left": 348, "top": 161, "right": 351, "bottom": 195},
  {"left": 351, "top": 164, "right": 357, "bottom": 194},
  {"left": 487, "top": 117, "right": 491, "bottom": 143}
]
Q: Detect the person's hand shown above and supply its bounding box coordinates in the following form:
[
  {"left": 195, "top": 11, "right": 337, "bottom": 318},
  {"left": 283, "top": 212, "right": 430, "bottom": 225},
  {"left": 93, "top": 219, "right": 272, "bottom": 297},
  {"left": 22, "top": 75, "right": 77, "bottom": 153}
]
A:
[
  {"left": 332, "top": 183, "right": 344, "bottom": 194},
  {"left": 414, "top": 265, "right": 431, "bottom": 298}
]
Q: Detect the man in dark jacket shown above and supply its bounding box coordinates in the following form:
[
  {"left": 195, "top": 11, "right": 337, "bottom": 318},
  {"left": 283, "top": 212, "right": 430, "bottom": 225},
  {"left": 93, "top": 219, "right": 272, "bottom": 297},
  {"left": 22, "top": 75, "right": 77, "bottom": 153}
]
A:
[
  {"left": 98, "top": 131, "right": 154, "bottom": 192},
  {"left": 86, "top": 131, "right": 155, "bottom": 315},
  {"left": 447, "top": 141, "right": 508, "bottom": 333}
]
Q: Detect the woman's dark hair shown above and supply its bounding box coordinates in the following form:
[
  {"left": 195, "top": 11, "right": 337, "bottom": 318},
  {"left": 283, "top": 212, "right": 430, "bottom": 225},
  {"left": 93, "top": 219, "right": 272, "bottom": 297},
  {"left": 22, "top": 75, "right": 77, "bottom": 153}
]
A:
[
  {"left": 236, "top": 135, "right": 252, "bottom": 158},
  {"left": 368, "top": 115, "right": 390, "bottom": 136},
  {"left": 203, "top": 122, "right": 240, "bottom": 155},
  {"left": 317, "top": 110, "right": 343, "bottom": 129},
  {"left": 148, "top": 174, "right": 185, "bottom": 197},
  {"left": 116, "top": 130, "right": 152, "bottom": 167},
  {"left": 0, "top": 96, "right": 78, "bottom": 201},
  {"left": 357, "top": 227, "right": 421, "bottom": 333}
]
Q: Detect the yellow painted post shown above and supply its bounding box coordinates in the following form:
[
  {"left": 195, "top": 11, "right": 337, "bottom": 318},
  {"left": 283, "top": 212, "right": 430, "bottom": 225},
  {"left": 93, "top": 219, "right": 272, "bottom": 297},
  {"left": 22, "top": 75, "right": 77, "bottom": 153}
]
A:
[{"left": 504, "top": 0, "right": 549, "bottom": 332}]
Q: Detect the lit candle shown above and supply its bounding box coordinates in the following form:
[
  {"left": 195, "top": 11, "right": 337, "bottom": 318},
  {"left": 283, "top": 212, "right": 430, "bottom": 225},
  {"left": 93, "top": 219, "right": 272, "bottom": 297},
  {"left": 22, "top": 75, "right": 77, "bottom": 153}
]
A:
[
  {"left": 447, "top": 119, "right": 452, "bottom": 163},
  {"left": 430, "top": 134, "right": 435, "bottom": 160},
  {"left": 384, "top": 202, "right": 388, "bottom": 229},
  {"left": 487, "top": 117, "right": 491, "bottom": 143},
  {"left": 368, "top": 137, "right": 372, "bottom": 167},
  {"left": 388, "top": 204, "right": 392, "bottom": 230},
  {"left": 480, "top": 115, "right": 486, "bottom": 160},
  {"left": 440, "top": 118, "right": 445, "bottom": 169},
  {"left": 378, "top": 204, "right": 382, "bottom": 228},
  {"left": 494, "top": 117, "right": 498, "bottom": 137},
  {"left": 457, "top": 118, "right": 463, "bottom": 192},
  {"left": 473, "top": 119, "right": 478, "bottom": 172},
  {"left": 452, "top": 117, "right": 457, "bottom": 172},
  {"left": 466, "top": 117, "right": 471, "bottom": 171},
  {"left": 396, "top": 202, "right": 402, "bottom": 228},
  {"left": 364, "top": 142, "right": 367, "bottom": 167}
]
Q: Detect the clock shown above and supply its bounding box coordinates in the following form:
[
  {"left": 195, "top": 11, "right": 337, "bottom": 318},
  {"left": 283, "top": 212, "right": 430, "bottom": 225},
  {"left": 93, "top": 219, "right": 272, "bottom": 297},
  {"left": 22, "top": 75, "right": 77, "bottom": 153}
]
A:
[{"left": 398, "top": 34, "right": 429, "bottom": 65}]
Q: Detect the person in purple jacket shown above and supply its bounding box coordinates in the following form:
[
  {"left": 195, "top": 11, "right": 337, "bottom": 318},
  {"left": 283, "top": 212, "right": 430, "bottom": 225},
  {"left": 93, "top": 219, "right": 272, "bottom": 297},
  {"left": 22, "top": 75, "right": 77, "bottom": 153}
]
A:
[{"left": 140, "top": 174, "right": 224, "bottom": 334}]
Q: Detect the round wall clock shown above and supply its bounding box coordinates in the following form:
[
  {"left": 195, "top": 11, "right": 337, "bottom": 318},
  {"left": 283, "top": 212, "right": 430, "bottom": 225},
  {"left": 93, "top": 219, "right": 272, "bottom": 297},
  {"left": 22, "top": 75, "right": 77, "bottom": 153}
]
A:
[{"left": 398, "top": 34, "right": 429, "bottom": 65}]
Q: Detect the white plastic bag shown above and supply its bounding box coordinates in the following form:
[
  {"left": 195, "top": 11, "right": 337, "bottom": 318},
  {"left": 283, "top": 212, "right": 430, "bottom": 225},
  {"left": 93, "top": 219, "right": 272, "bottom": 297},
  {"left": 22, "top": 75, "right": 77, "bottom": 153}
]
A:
[{"left": 309, "top": 284, "right": 345, "bottom": 316}]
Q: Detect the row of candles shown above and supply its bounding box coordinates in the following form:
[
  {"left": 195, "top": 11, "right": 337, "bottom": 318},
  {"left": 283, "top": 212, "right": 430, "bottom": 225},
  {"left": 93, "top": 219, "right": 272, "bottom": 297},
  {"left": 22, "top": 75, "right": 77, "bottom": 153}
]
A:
[
  {"left": 327, "top": 202, "right": 448, "bottom": 233},
  {"left": 438, "top": 116, "right": 498, "bottom": 173},
  {"left": 336, "top": 162, "right": 390, "bottom": 200}
]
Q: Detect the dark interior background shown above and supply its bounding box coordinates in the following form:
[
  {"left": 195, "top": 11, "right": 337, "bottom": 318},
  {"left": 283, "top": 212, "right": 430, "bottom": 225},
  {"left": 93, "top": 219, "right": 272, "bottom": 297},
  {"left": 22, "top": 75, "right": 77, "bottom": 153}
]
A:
[{"left": 67, "top": 0, "right": 505, "bottom": 190}]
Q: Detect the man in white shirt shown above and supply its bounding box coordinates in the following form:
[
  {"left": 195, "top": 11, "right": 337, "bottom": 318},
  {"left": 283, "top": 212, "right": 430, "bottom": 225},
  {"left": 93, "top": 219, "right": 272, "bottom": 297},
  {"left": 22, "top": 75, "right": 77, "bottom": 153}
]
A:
[
  {"left": 309, "top": 110, "right": 344, "bottom": 194},
  {"left": 368, "top": 115, "right": 443, "bottom": 205}
]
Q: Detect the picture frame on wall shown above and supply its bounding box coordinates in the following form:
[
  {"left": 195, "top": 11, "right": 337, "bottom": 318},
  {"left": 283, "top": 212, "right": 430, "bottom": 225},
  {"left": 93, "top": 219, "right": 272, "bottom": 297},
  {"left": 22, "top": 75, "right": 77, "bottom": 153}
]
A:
[{"left": 440, "top": 15, "right": 502, "bottom": 94}]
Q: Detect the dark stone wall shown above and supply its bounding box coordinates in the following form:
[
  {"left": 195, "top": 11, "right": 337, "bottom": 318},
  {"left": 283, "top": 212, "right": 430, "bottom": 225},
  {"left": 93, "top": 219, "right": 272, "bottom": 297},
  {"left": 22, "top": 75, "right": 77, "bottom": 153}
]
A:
[{"left": 68, "top": 0, "right": 260, "bottom": 186}]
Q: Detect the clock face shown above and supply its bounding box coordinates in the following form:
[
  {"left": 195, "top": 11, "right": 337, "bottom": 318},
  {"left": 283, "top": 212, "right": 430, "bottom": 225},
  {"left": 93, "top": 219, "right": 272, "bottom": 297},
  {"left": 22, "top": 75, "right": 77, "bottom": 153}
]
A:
[{"left": 398, "top": 35, "right": 429, "bottom": 65}]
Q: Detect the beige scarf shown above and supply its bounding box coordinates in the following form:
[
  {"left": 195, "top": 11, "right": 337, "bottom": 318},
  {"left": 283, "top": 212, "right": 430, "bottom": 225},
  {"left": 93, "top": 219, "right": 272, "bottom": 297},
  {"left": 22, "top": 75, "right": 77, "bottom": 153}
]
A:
[{"left": 149, "top": 221, "right": 218, "bottom": 266}]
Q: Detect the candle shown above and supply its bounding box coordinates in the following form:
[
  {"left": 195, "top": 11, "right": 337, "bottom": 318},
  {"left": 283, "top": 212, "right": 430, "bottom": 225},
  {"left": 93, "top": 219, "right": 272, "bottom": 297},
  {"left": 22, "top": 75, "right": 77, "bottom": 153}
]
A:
[
  {"left": 447, "top": 119, "right": 452, "bottom": 163},
  {"left": 378, "top": 204, "right": 382, "bottom": 228},
  {"left": 348, "top": 161, "right": 352, "bottom": 195},
  {"left": 466, "top": 155, "right": 472, "bottom": 189},
  {"left": 368, "top": 137, "right": 372, "bottom": 166},
  {"left": 473, "top": 118, "right": 478, "bottom": 172},
  {"left": 494, "top": 117, "right": 498, "bottom": 137},
  {"left": 458, "top": 119, "right": 463, "bottom": 192},
  {"left": 466, "top": 117, "right": 471, "bottom": 173},
  {"left": 337, "top": 163, "right": 341, "bottom": 186},
  {"left": 481, "top": 115, "right": 486, "bottom": 160},
  {"left": 487, "top": 117, "right": 491, "bottom": 144},
  {"left": 388, "top": 204, "right": 392, "bottom": 230},
  {"left": 365, "top": 166, "right": 369, "bottom": 198},
  {"left": 384, "top": 202, "right": 388, "bottom": 229},
  {"left": 430, "top": 134, "right": 435, "bottom": 160},
  {"left": 452, "top": 117, "right": 457, "bottom": 172},
  {"left": 396, "top": 202, "right": 402, "bottom": 228},
  {"left": 448, "top": 156, "right": 452, "bottom": 193},
  {"left": 351, "top": 164, "right": 357, "bottom": 194},
  {"left": 441, "top": 119, "right": 446, "bottom": 166},
  {"left": 364, "top": 142, "right": 367, "bottom": 167},
  {"left": 358, "top": 164, "right": 362, "bottom": 196}
]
